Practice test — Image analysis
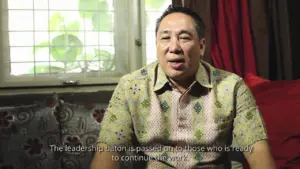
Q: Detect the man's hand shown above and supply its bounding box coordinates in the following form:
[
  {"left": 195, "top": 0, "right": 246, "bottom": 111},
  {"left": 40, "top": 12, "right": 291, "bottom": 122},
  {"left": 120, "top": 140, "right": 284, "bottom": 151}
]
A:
[
  {"left": 90, "top": 143, "right": 120, "bottom": 169},
  {"left": 243, "top": 140, "right": 276, "bottom": 169}
]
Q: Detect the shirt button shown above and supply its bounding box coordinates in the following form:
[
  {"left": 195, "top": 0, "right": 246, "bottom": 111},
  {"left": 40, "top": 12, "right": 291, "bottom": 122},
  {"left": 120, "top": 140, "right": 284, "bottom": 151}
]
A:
[
  {"left": 179, "top": 116, "right": 187, "bottom": 121},
  {"left": 178, "top": 123, "right": 187, "bottom": 128}
]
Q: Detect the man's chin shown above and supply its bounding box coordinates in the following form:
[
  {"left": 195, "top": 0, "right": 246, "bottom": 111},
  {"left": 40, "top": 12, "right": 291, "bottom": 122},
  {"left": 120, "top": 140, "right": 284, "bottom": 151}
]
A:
[{"left": 166, "top": 72, "right": 186, "bottom": 81}]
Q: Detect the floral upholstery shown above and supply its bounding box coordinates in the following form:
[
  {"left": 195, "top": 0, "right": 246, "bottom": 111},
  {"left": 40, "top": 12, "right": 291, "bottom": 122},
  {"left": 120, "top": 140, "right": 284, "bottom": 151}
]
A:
[
  {"left": 57, "top": 101, "right": 107, "bottom": 169},
  {"left": 0, "top": 92, "right": 133, "bottom": 169},
  {"left": 0, "top": 94, "right": 61, "bottom": 169}
]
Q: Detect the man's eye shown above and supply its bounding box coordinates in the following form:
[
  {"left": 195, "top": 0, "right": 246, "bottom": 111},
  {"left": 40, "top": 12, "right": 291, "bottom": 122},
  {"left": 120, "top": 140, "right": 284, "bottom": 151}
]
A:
[
  {"left": 180, "top": 37, "right": 190, "bottom": 40},
  {"left": 161, "top": 37, "right": 170, "bottom": 40}
]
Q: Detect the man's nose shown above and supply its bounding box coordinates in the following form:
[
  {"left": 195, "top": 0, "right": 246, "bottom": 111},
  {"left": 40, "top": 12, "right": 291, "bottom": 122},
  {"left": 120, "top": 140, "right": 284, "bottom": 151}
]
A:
[{"left": 169, "top": 38, "right": 183, "bottom": 54}]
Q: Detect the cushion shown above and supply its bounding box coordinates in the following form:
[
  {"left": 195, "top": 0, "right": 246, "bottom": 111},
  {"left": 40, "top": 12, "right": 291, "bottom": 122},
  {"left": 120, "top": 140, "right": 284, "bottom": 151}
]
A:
[
  {"left": 243, "top": 73, "right": 270, "bottom": 89},
  {"left": 244, "top": 74, "right": 300, "bottom": 168},
  {"left": 56, "top": 96, "right": 133, "bottom": 169},
  {"left": 57, "top": 101, "right": 107, "bottom": 169},
  {"left": 0, "top": 94, "right": 61, "bottom": 169}
]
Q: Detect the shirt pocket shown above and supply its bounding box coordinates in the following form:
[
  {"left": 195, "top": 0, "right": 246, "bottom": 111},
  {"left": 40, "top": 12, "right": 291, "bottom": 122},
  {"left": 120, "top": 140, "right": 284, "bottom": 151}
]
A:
[
  {"left": 214, "top": 118, "right": 235, "bottom": 145},
  {"left": 214, "top": 108, "right": 235, "bottom": 131},
  {"left": 216, "top": 117, "right": 234, "bottom": 131}
]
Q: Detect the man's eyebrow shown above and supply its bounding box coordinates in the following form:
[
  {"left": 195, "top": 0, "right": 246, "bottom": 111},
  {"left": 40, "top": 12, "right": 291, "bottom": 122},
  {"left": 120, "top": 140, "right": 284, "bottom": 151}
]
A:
[
  {"left": 158, "top": 30, "right": 170, "bottom": 35},
  {"left": 158, "top": 29, "right": 194, "bottom": 36},
  {"left": 178, "top": 30, "right": 193, "bottom": 36}
]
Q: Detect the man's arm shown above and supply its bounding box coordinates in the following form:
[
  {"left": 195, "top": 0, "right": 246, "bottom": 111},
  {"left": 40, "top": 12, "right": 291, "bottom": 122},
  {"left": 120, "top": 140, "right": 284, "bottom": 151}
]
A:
[
  {"left": 243, "top": 140, "right": 276, "bottom": 169},
  {"left": 90, "top": 143, "right": 120, "bottom": 169},
  {"left": 233, "top": 79, "right": 276, "bottom": 169},
  {"left": 90, "top": 77, "right": 132, "bottom": 169}
]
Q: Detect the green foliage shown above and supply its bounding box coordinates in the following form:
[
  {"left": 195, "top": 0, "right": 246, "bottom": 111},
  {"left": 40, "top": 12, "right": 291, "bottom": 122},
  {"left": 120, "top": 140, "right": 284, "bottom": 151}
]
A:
[
  {"left": 79, "top": 0, "right": 98, "bottom": 18},
  {"left": 79, "top": 0, "right": 113, "bottom": 31},
  {"left": 49, "top": 13, "right": 64, "bottom": 31},
  {"left": 79, "top": 0, "right": 110, "bottom": 19},
  {"left": 33, "top": 42, "right": 49, "bottom": 53},
  {"left": 60, "top": 21, "right": 80, "bottom": 32},
  {"left": 95, "top": 49, "right": 114, "bottom": 70},
  {"left": 92, "top": 12, "right": 113, "bottom": 31},
  {"left": 50, "top": 34, "right": 83, "bottom": 62},
  {"left": 145, "top": 0, "right": 166, "bottom": 9},
  {"left": 85, "top": 53, "right": 97, "bottom": 60},
  {"left": 30, "top": 0, "right": 116, "bottom": 74}
]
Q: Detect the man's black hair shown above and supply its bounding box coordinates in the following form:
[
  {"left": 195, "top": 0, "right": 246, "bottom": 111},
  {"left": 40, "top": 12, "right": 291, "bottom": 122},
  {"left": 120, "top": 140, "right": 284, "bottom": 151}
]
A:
[{"left": 155, "top": 5, "right": 206, "bottom": 40}]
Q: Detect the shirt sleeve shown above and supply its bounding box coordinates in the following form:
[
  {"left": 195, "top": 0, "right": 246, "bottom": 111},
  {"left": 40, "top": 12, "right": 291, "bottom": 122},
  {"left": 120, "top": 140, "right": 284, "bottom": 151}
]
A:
[
  {"left": 98, "top": 77, "right": 133, "bottom": 147},
  {"left": 232, "top": 79, "right": 268, "bottom": 149}
]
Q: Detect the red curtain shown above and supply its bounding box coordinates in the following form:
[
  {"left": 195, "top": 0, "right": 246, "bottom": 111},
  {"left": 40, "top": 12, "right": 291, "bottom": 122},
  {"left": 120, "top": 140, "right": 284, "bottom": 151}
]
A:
[{"left": 210, "top": 0, "right": 257, "bottom": 77}]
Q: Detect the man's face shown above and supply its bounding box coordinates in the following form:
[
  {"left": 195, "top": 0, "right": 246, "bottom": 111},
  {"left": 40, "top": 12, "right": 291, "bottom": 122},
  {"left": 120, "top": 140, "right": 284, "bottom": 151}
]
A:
[{"left": 156, "top": 12, "right": 205, "bottom": 81}]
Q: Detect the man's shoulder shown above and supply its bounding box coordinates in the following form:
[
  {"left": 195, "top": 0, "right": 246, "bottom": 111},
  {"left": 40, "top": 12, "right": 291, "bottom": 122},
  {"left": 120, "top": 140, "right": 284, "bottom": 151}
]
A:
[
  {"left": 120, "top": 61, "right": 158, "bottom": 84},
  {"left": 201, "top": 60, "right": 243, "bottom": 85},
  {"left": 215, "top": 68, "right": 243, "bottom": 83}
]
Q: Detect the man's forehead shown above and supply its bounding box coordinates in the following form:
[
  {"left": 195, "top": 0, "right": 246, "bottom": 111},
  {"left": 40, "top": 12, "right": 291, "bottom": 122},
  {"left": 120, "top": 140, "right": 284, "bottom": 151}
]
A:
[
  {"left": 158, "top": 28, "right": 195, "bottom": 34},
  {"left": 160, "top": 12, "right": 194, "bottom": 24},
  {"left": 158, "top": 13, "right": 196, "bottom": 32}
]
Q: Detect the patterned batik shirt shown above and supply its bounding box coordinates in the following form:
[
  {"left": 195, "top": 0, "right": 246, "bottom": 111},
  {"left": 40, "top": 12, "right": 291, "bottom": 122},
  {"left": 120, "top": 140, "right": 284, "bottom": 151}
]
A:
[{"left": 98, "top": 60, "right": 268, "bottom": 169}]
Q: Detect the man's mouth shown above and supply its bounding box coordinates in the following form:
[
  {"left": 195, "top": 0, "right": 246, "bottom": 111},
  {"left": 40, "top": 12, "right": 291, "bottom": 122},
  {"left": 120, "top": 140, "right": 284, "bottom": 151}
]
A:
[
  {"left": 168, "top": 59, "right": 185, "bottom": 70},
  {"left": 168, "top": 58, "right": 185, "bottom": 63}
]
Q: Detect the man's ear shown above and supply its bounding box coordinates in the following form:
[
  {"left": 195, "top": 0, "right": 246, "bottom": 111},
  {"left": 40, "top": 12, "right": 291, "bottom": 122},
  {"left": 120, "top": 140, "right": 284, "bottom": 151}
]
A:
[{"left": 199, "top": 38, "right": 206, "bottom": 56}]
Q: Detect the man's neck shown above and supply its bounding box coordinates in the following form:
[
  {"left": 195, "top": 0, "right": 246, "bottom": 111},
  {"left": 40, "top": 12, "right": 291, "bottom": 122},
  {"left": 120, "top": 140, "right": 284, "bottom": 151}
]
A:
[{"left": 168, "top": 76, "right": 195, "bottom": 94}]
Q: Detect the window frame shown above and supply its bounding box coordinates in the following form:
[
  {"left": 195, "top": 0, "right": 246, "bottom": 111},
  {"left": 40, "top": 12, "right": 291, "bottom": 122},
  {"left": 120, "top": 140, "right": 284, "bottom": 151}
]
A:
[{"left": 0, "top": 0, "right": 144, "bottom": 88}]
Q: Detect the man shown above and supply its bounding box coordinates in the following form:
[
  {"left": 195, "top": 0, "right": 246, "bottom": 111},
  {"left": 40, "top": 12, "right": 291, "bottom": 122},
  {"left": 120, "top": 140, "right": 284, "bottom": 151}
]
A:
[{"left": 90, "top": 5, "right": 276, "bottom": 169}]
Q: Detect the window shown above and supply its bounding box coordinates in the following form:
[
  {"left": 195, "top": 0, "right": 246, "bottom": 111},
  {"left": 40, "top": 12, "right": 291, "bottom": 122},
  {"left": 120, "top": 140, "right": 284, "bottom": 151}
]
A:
[
  {"left": 0, "top": 0, "right": 171, "bottom": 88},
  {"left": 142, "top": 0, "right": 171, "bottom": 65}
]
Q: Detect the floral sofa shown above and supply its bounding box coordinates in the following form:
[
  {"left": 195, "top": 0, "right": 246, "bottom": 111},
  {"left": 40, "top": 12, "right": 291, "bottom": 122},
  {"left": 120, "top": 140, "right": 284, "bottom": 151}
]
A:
[
  {"left": 1, "top": 73, "right": 299, "bottom": 169},
  {"left": 0, "top": 91, "right": 135, "bottom": 169}
]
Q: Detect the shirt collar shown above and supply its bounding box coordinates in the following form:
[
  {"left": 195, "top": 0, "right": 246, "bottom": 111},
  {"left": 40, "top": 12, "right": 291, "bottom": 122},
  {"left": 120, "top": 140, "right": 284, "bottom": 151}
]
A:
[
  {"left": 195, "top": 60, "right": 213, "bottom": 88},
  {"left": 153, "top": 60, "right": 213, "bottom": 92}
]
